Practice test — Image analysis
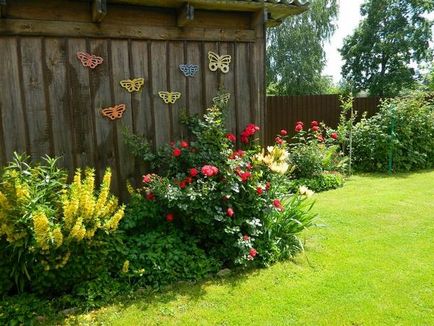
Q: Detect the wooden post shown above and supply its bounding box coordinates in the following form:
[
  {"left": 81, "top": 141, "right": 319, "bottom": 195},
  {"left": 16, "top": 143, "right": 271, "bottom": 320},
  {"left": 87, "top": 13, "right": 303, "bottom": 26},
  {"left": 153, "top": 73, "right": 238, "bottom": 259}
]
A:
[
  {"left": 177, "top": 3, "right": 194, "bottom": 27},
  {"left": 0, "top": 0, "right": 7, "bottom": 18},
  {"left": 92, "top": 0, "right": 107, "bottom": 23}
]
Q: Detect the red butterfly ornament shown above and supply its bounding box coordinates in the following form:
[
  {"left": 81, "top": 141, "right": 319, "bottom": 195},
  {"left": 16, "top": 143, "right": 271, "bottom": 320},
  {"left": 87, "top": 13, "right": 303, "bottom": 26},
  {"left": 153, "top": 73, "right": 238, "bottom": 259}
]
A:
[{"left": 76, "top": 51, "right": 104, "bottom": 69}]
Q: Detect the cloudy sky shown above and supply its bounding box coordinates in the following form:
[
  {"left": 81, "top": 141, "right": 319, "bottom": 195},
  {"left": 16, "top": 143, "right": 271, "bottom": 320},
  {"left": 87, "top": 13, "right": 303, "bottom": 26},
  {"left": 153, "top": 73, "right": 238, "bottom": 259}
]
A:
[{"left": 323, "top": 0, "right": 364, "bottom": 83}]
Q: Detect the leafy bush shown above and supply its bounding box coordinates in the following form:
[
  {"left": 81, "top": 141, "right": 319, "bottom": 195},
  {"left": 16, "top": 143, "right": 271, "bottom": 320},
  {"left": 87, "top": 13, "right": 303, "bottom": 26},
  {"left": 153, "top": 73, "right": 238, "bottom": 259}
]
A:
[
  {"left": 289, "top": 172, "right": 344, "bottom": 193},
  {"left": 126, "top": 105, "right": 316, "bottom": 268},
  {"left": 352, "top": 91, "right": 434, "bottom": 172},
  {"left": 0, "top": 154, "right": 125, "bottom": 294}
]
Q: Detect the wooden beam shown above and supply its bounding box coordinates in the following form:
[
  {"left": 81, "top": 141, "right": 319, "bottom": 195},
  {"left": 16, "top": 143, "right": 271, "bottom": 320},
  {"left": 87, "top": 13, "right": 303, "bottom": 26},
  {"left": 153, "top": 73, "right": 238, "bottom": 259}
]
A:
[
  {"left": 0, "top": 0, "right": 7, "bottom": 18},
  {"left": 0, "top": 19, "right": 256, "bottom": 42},
  {"left": 92, "top": 0, "right": 107, "bottom": 23},
  {"left": 177, "top": 3, "right": 194, "bottom": 27}
]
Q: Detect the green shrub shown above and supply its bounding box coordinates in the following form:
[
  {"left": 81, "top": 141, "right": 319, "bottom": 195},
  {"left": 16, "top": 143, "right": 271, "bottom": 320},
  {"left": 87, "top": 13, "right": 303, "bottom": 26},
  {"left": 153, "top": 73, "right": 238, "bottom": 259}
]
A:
[
  {"left": 352, "top": 91, "right": 434, "bottom": 172},
  {"left": 0, "top": 154, "right": 125, "bottom": 294},
  {"left": 125, "top": 104, "right": 316, "bottom": 268},
  {"left": 289, "top": 172, "right": 344, "bottom": 193}
]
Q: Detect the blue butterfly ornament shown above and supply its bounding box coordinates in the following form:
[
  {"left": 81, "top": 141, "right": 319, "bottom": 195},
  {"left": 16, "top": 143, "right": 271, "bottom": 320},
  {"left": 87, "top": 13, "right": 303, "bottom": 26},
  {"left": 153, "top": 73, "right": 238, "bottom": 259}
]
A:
[{"left": 179, "top": 64, "right": 199, "bottom": 77}]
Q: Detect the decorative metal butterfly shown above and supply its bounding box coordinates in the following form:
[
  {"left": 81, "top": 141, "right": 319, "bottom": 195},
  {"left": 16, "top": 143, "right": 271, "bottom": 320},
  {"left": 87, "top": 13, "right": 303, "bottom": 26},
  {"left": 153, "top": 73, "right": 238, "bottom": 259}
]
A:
[
  {"left": 76, "top": 51, "right": 104, "bottom": 69},
  {"left": 208, "top": 51, "right": 231, "bottom": 74},
  {"left": 101, "top": 104, "right": 126, "bottom": 120},
  {"left": 158, "top": 91, "right": 181, "bottom": 104},
  {"left": 212, "top": 92, "right": 231, "bottom": 106},
  {"left": 179, "top": 64, "right": 199, "bottom": 77},
  {"left": 120, "top": 78, "right": 145, "bottom": 93}
]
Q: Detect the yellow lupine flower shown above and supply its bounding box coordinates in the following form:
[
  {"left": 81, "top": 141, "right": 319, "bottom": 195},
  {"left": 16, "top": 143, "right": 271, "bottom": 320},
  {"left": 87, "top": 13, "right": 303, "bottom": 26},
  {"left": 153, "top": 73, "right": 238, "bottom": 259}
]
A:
[
  {"left": 104, "top": 206, "right": 125, "bottom": 231},
  {"left": 52, "top": 227, "right": 63, "bottom": 248},
  {"left": 0, "top": 191, "right": 10, "bottom": 210},
  {"left": 33, "top": 211, "right": 50, "bottom": 250}
]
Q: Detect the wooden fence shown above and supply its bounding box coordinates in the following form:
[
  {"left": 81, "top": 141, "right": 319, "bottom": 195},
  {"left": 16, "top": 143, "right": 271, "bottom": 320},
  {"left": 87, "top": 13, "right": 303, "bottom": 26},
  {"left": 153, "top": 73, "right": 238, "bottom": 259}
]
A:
[{"left": 265, "top": 95, "right": 381, "bottom": 144}]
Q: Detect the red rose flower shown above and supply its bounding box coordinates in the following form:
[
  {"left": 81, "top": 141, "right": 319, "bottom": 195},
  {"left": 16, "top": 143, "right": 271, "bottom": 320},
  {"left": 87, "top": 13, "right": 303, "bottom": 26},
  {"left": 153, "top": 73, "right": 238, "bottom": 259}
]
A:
[
  {"left": 330, "top": 132, "right": 338, "bottom": 140},
  {"left": 226, "top": 133, "right": 236, "bottom": 143},
  {"left": 146, "top": 192, "right": 155, "bottom": 201},
  {"left": 201, "top": 165, "right": 219, "bottom": 177},
  {"left": 185, "top": 176, "right": 193, "bottom": 184},
  {"left": 295, "top": 124, "right": 303, "bottom": 133},
  {"left": 226, "top": 208, "right": 235, "bottom": 217},
  {"left": 273, "top": 199, "right": 284, "bottom": 211},
  {"left": 240, "top": 123, "right": 260, "bottom": 144},
  {"left": 166, "top": 213, "right": 174, "bottom": 222},
  {"left": 243, "top": 235, "right": 250, "bottom": 241},
  {"left": 249, "top": 248, "right": 257, "bottom": 257},
  {"left": 265, "top": 181, "right": 271, "bottom": 191},
  {"left": 317, "top": 135, "right": 324, "bottom": 142},
  {"left": 312, "top": 125, "right": 320, "bottom": 132},
  {"left": 189, "top": 168, "right": 199, "bottom": 177},
  {"left": 173, "top": 148, "right": 182, "bottom": 157},
  {"left": 311, "top": 120, "right": 319, "bottom": 127},
  {"left": 296, "top": 121, "right": 304, "bottom": 127},
  {"left": 256, "top": 187, "right": 263, "bottom": 195},
  {"left": 275, "top": 137, "right": 283, "bottom": 145},
  {"left": 280, "top": 129, "right": 288, "bottom": 136},
  {"left": 180, "top": 140, "right": 189, "bottom": 148},
  {"left": 179, "top": 180, "right": 187, "bottom": 189},
  {"left": 142, "top": 174, "right": 152, "bottom": 183},
  {"left": 239, "top": 171, "right": 251, "bottom": 182}
]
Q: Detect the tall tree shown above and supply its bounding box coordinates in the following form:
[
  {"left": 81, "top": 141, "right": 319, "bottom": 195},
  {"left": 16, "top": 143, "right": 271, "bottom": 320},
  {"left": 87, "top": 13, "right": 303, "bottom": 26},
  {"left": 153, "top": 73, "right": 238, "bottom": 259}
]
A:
[
  {"left": 266, "top": 0, "right": 338, "bottom": 96},
  {"left": 340, "top": 0, "right": 434, "bottom": 97}
]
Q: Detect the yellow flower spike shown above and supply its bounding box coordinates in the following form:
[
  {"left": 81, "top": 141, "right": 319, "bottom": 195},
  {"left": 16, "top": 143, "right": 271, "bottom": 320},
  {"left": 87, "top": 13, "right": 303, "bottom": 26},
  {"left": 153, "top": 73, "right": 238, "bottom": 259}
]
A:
[
  {"left": 104, "top": 206, "right": 125, "bottom": 231},
  {"left": 0, "top": 191, "right": 10, "bottom": 210},
  {"left": 122, "top": 260, "right": 130, "bottom": 273},
  {"left": 33, "top": 211, "right": 50, "bottom": 250},
  {"left": 52, "top": 227, "right": 63, "bottom": 248}
]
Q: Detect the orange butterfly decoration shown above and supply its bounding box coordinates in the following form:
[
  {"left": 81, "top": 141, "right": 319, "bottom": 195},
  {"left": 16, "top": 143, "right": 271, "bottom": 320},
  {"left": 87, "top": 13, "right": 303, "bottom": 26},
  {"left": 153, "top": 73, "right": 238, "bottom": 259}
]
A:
[
  {"left": 76, "top": 51, "right": 104, "bottom": 69},
  {"left": 101, "top": 104, "right": 126, "bottom": 120}
]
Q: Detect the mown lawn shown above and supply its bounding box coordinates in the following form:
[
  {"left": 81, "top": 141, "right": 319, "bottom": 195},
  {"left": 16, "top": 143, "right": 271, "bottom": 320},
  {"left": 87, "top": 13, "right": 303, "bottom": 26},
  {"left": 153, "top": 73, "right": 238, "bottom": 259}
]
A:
[{"left": 66, "top": 171, "right": 434, "bottom": 325}]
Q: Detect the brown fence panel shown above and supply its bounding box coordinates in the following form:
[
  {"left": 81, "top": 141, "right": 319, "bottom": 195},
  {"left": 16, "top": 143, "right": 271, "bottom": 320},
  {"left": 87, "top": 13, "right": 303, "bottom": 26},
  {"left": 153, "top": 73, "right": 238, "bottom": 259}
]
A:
[{"left": 265, "top": 95, "right": 381, "bottom": 144}]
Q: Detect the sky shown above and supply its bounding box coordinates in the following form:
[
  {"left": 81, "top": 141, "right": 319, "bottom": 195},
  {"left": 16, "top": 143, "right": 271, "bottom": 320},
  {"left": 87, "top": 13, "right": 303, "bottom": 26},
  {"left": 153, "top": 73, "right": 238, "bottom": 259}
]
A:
[{"left": 323, "top": 0, "right": 364, "bottom": 83}]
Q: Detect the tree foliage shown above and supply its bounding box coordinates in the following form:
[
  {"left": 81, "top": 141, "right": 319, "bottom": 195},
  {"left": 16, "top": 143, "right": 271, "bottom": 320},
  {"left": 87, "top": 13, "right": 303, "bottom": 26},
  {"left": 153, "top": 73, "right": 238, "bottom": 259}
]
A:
[
  {"left": 340, "top": 0, "right": 434, "bottom": 97},
  {"left": 266, "top": 0, "right": 338, "bottom": 96}
]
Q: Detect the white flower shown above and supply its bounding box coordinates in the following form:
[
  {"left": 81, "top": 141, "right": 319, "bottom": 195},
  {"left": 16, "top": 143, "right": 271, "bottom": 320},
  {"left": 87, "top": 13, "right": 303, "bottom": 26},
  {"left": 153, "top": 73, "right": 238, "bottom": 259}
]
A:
[{"left": 299, "top": 185, "right": 314, "bottom": 198}]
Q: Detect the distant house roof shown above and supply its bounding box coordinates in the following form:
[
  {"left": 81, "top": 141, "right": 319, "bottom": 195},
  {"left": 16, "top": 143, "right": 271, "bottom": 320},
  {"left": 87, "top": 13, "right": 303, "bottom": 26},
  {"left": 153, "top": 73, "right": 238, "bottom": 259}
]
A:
[{"left": 111, "top": 0, "right": 309, "bottom": 25}]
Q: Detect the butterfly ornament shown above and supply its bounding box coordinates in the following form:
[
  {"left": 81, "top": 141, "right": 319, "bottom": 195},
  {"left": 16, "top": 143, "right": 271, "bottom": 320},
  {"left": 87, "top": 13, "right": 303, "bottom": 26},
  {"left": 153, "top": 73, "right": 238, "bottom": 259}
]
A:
[
  {"left": 120, "top": 78, "right": 145, "bottom": 93},
  {"left": 212, "top": 92, "right": 231, "bottom": 106},
  {"left": 76, "top": 51, "right": 104, "bottom": 69},
  {"left": 101, "top": 104, "right": 126, "bottom": 120},
  {"left": 208, "top": 51, "right": 231, "bottom": 74},
  {"left": 179, "top": 64, "right": 199, "bottom": 77},
  {"left": 158, "top": 91, "right": 181, "bottom": 104}
]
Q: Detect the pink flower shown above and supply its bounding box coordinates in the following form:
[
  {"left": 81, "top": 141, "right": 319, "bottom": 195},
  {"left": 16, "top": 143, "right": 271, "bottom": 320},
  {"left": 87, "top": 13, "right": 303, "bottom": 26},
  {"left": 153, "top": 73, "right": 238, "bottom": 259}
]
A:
[
  {"left": 173, "top": 148, "right": 182, "bottom": 157},
  {"left": 330, "top": 132, "right": 338, "bottom": 140},
  {"left": 226, "top": 133, "right": 236, "bottom": 143},
  {"left": 265, "top": 182, "right": 271, "bottom": 191},
  {"left": 311, "top": 120, "right": 319, "bottom": 127},
  {"left": 142, "top": 174, "right": 152, "bottom": 183},
  {"left": 243, "top": 235, "right": 250, "bottom": 241},
  {"left": 229, "top": 150, "right": 245, "bottom": 160},
  {"left": 275, "top": 137, "right": 283, "bottom": 145},
  {"left": 295, "top": 124, "right": 303, "bottom": 133},
  {"left": 180, "top": 140, "right": 189, "bottom": 148},
  {"left": 189, "top": 168, "right": 199, "bottom": 177},
  {"left": 312, "top": 125, "right": 320, "bottom": 132},
  {"left": 226, "top": 208, "right": 235, "bottom": 217},
  {"left": 273, "top": 199, "right": 284, "bottom": 211},
  {"left": 249, "top": 248, "right": 257, "bottom": 257},
  {"left": 166, "top": 213, "right": 174, "bottom": 222},
  {"left": 201, "top": 165, "right": 219, "bottom": 177},
  {"left": 280, "top": 129, "right": 288, "bottom": 136},
  {"left": 317, "top": 135, "right": 324, "bottom": 142},
  {"left": 256, "top": 187, "right": 263, "bottom": 195},
  {"left": 296, "top": 121, "right": 304, "bottom": 127}
]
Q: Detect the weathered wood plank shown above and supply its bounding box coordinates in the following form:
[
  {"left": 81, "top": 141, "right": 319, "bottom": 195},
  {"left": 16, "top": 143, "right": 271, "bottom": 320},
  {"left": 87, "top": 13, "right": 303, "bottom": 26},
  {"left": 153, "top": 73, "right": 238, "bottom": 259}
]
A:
[
  {"left": 168, "top": 41, "right": 187, "bottom": 140},
  {"left": 88, "top": 38, "right": 117, "bottom": 189},
  {"left": 177, "top": 3, "right": 194, "bottom": 28},
  {"left": 235, "top": 42, "right": 251, "bottom": 134},
  {"left": 111, "top": 39, "right": 135, "bottom": 198},
  {"left": 43, "top": 37, "right": 75, "bottom": 170},
  {"left": 0, "top": 37, "right": 27, "bottom": 161},
  {"left": 185, "top": 41, "right": 204, "bottom": 117},
  {"left": 20, "top": 37, "right": 51, "bottom": 159},
  {"left": 66, "top": 38, "right": 96, "bottom": 169},
  {"left": 150, "top": 41, "right": 171, "bottom": 148},
  {"left": 92, "top": 0, "right": 107, "bottom": 23},
  {"left": 219, "top": 42, "right": 236, "bottom": 134},
  {"left": 0, "top": 19, "right": 256, "bottom": 42},
  {"left": 202, "top": 42, "right": 219, "bottom": 109}
]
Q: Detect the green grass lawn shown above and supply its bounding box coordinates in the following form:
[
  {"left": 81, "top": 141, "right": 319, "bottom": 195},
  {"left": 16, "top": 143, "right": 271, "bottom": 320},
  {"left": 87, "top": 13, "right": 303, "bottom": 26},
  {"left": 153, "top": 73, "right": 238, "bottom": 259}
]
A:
[{"left": 67, "top": 171, "right": 434, "bottom": 325}]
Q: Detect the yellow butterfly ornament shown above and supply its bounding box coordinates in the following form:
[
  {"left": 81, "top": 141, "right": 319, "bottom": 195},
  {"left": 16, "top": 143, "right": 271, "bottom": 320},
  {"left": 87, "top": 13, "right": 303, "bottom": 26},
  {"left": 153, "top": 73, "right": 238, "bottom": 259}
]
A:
[
  {"left": 208, "top": 51, "right": 231, "bottom": 74},
  {"left": 158, "top": 91, "right": 182, "bottom": 104},
  {"left": 120, "top": 78, "right": 145, "bottom": 93}
]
